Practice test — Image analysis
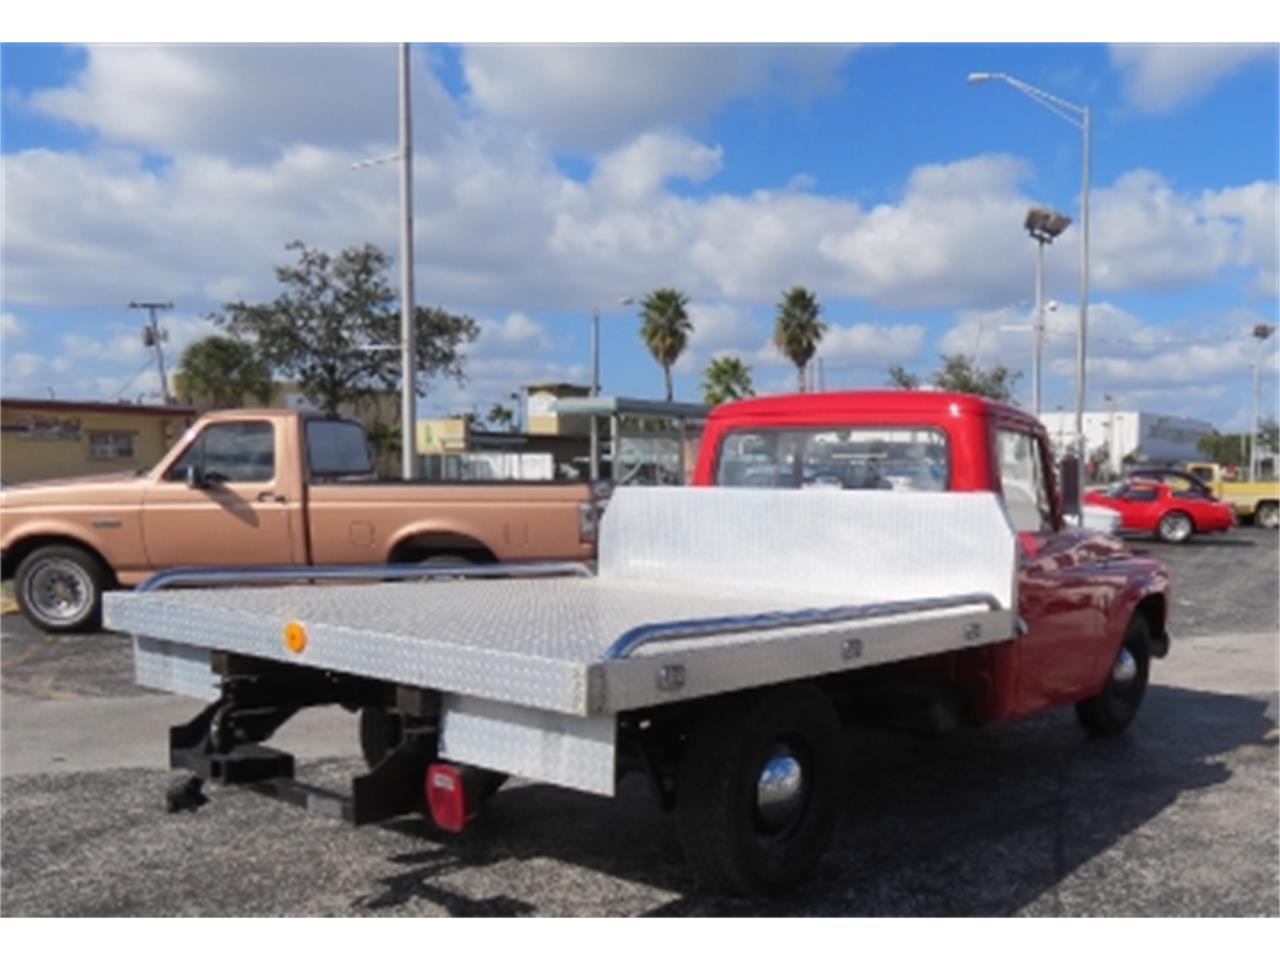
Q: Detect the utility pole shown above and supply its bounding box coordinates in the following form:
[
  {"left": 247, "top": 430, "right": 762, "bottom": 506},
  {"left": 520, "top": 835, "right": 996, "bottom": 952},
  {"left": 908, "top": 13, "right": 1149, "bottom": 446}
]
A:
[{"left": 130, "top": 301, "right": 174, "bottom": 404}]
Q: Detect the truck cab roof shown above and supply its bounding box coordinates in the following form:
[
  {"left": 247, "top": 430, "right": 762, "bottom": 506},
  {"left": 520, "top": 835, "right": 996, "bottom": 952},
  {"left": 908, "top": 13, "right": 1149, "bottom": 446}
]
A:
[{"left": 709, "top": 390, "right": 1037, "bottom": 428}]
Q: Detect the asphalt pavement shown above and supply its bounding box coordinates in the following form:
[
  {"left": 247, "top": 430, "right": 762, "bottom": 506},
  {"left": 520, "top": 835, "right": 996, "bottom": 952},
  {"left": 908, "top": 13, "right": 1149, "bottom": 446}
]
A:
[{"left": 1, "top": 528, "right": 1276, "bottom": 916}]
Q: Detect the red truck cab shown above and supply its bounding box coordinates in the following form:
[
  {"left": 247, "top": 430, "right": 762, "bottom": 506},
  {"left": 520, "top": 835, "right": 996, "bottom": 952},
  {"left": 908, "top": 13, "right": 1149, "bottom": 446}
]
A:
[{"left": 693, "top": 390, "right": 1170, "bottom": 730}]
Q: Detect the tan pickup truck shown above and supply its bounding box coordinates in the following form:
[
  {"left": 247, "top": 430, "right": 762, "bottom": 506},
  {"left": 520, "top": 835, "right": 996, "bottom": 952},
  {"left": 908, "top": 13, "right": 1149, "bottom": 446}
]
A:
[{"left": 1, "top": 409, "right": 597, "bottom": 633}]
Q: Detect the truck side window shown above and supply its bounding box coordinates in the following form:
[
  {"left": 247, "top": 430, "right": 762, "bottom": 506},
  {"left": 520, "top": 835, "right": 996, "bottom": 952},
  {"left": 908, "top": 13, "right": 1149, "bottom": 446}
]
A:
[
  {"left": 996, "top": 430, "right": 1052, "bottom": 533},
  {"left": 716, "top": 427, "right": 948, "bottom": 491},
  {"left": 165, "top": 422, "right": 275, "bottom": 483},
  {"left": 306, "top": 420, "right": 374, "bottom": 479}
]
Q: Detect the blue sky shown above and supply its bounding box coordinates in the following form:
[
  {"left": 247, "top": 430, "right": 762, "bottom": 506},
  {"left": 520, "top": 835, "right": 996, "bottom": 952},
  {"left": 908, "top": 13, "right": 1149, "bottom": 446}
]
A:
[{"left": 2, "top": 41, "right": 1277, "bottom": 432}]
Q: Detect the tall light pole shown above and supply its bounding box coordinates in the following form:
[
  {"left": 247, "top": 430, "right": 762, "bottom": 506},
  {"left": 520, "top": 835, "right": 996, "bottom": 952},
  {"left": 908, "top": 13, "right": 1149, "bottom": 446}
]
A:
[
  {"left": 970, "top": 71, "right": 1090, "bottom": 513},
  {"left": 1251, "top": 324, "right": 1276, "bottom": 482},
  {"left": 397, "top": 43, "right": 418, "bottom": 480},
  {"left": 1023, "top": 206, "right": 1072, "bottom": 417},
  {"left": 589, "top": 305, "right": 602, "bottom": 481},
  {"left": 130, "top": 301, "right": 174, "bottom": 405}
]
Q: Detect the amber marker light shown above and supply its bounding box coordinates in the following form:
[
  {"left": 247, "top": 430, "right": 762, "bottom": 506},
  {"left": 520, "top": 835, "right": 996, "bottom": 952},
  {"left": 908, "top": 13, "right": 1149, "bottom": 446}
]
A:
[{"left": 283, "top": 621, "right": 308, "bottom": 654}]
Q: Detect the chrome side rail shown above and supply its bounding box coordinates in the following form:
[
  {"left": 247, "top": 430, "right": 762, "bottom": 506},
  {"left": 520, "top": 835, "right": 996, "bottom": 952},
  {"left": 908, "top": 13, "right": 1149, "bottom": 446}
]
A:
[
  {"left": 136, "top": 561, "right": 594, "bottom": 593},
  {"left": 604, "top": 592, "right": 1003, "bottom": 660}
]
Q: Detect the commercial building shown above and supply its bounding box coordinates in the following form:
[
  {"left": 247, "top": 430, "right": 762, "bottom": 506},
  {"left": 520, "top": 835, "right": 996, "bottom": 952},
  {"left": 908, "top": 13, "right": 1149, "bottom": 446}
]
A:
[
  {"left": 1, "top": 398, "right": 196, "bottom": 485},
  {"left": 1039, "top": 409, "right": 1215, "bottom": 479}
]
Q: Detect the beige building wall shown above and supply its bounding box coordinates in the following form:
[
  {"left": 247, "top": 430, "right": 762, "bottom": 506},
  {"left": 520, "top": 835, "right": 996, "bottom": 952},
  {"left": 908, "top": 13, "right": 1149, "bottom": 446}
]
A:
[{"left": 1, "top": 401, "right": 195, "bottom": 485}]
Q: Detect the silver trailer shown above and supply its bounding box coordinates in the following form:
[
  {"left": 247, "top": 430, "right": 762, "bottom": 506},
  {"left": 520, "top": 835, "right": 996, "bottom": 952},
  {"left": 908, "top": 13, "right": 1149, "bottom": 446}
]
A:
[{"left": 107, "top": 487, "right": 1018, "bottom": 895}]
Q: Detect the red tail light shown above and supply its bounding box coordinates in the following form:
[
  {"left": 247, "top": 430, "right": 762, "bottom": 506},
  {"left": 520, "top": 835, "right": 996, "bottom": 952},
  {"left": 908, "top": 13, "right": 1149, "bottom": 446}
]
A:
[{"left": 425, "top": 763, "right": 468, "bottom": 833}]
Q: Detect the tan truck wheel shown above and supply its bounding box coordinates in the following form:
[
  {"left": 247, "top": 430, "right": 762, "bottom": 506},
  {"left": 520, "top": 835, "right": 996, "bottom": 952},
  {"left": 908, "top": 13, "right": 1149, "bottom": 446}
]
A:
[{"left": 14, "top": 544, "right": 109, "bottom": 634}]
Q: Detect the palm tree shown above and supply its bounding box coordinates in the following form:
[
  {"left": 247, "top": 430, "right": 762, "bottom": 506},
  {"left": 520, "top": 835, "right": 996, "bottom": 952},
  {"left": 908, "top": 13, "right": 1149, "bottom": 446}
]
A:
[
  {"left": 638, "top": 288, "right": 693, "bottom": 401},
  {"left": 773, "top": 287, "right": 826, "bottom": 392},
  {"left": 701, "top": 355, "right": 755, "bottom": 406}
]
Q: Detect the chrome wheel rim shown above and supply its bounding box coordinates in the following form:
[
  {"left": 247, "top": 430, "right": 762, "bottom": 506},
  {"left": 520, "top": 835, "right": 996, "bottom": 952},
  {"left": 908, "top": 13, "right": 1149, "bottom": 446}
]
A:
[
  {"left": 756, "top": 743, "right": 806, "bottom": 835},
  {"left": 1111, "top": 647, "right": 1138, "bottom": 691},
  {"left": 24, "top": 559, "right": 92, "bottom": 624},
  {"left": 1162, "top": 514, "right": 1191, "bottom": 541}
]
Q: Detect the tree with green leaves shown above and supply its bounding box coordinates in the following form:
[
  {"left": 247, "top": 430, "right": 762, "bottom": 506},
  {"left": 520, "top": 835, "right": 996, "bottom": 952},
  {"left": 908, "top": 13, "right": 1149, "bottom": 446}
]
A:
[
  {"left": 886, "top": 354, "right": 1021, "bottom": 402},
  {"left": 638, "top": 288, "right": 693, "bottom": 401},
  {"left": 773, "top": 287, "right": 826, "bottom": 392},
  {"left": 486, "top": 402, "right": 517, "bottom": 432},
  {"left": 701, "top": 355, "right": 755, "bottom": 406},
  {"left": 887, "top": 364, "right": 920, "bottom": 390},
  {"left": 174, "top": 335, "right": 273, "bottom": 409},
  {"left": 212, "top": 241, "right": 478, "bottom": 416}
]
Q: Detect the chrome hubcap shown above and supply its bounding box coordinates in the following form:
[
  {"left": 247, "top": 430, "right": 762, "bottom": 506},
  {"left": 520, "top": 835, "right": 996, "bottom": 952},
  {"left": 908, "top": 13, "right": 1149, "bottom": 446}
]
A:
[
  {"left": 1163, "top": 515, "right": 1191, "bottom": 540},
  {"left": 26, "top": 560, "right": 92, "bottom": 623},
  {"left": 756, "top": 745, "right": 805, "bottom": 833},
  {"left": 1111, "top": 647, "right": 1137, "bottom": 690}
]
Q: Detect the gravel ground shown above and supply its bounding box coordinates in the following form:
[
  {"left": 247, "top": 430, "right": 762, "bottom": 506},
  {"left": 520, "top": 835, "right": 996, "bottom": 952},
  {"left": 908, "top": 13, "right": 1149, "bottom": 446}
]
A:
[{"left": 1, "top": 528, "right": 1276, "bottom": 916}]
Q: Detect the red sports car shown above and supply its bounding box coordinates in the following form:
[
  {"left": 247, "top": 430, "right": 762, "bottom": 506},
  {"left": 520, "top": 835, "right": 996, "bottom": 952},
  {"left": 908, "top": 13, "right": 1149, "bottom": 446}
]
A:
[{"left": 1085, "top": 478, "right": 1235, "bottom": 543}]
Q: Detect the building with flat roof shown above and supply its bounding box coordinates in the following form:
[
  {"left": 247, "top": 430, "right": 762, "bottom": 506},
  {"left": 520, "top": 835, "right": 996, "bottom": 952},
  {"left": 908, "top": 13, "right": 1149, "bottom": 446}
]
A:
[
  {"left": 1, "top": 398, "right": 196, "bottom": 485},
  {"left": 1039, "top": 409, "right": 1215, "bottom": 479}
]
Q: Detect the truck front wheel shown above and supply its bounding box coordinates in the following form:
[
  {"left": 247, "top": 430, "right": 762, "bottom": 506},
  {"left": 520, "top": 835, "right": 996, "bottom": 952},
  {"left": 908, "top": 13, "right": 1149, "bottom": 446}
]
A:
[
  {"left": 1076, "top": 615, "right": 1151, "bottom": 737},
  {"left": 676, "top": 683, "right": 843, "bottom": 897},
  {"left": 14, "top": 544, "right": 110, "bottom": 634}
]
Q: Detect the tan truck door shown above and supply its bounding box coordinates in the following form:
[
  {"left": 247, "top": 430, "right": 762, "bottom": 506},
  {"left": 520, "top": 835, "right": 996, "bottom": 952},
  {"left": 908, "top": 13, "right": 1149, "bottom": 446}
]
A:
[{"left": 141, "top": 418, "right": 303, "bottom": 569}]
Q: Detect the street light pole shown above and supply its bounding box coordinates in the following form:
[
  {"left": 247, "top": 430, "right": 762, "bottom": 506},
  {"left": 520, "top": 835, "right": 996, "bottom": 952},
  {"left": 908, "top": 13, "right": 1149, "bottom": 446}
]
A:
[
  {"left": 1251, "top": 324, "right": 1276, "bottom": 482},
  {"left": 589, "top": 306, "right": 601, "bottom": 481},
  {"left": 970, "top": 72, "right": 1091, "bottom": 515},
  {"left": 1024, "top": 207, "right": 1071, "bottom": 418},
  {"left": 398, "top": 43, "right": 417, "bottom": 480}
]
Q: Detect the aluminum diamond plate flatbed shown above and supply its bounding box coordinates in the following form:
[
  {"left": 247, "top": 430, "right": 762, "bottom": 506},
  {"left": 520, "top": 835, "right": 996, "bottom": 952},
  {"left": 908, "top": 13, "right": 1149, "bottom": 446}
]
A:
[
  {"left": 107, "top": 574, "right": 1012, "bottom": 716},
  {"left": 108, "top": 487, "right": 1020, "bottom": 796}
]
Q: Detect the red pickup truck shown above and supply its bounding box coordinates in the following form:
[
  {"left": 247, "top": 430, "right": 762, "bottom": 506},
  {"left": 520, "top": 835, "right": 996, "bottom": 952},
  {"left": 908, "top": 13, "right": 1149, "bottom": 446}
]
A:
[{"left": 106, "top": 389, "right": 1171, "bottom": 896}]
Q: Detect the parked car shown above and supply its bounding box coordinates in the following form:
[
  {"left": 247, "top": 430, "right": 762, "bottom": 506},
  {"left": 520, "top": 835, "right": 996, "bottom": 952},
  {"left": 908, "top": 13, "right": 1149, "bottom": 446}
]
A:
[{"left": 1085, "top": 478, "right": 1234, "bottom": 543}]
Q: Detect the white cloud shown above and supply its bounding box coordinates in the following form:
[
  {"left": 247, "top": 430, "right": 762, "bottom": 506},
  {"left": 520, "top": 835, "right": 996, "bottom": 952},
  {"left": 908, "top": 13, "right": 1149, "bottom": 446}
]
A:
[
  {"left": 1110, "top": 44, "right": 1276, "bottom": 113},
  {"left": 592, "top": 133, "right": 723, "bottom": 204},
  {"left": 24, "top": 45, "right": 457, "bottom": 161},
  {"left": 1, "top": 313, "right": 26, "bottom": 339},
  {"left": 462, "top": 45, "right": 849, "bottom": 151},
  {"left": 470, "top": 311, "right": 555, "bottom": 356}
]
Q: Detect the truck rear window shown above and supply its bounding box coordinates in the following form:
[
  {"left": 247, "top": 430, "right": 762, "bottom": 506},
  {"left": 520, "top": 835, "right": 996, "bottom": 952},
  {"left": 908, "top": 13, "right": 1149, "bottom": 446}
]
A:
[
  {"left": 715, "top": 427, "right": 948, "bottom": 491},
  {"left": 307, "top": 420, "right": 374, "bottom": 478}
]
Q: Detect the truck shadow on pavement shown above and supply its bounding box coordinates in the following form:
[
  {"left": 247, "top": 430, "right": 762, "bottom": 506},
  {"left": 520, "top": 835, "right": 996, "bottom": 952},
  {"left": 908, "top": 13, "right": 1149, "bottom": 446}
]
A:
[{"left": 361, "top": 682, "right": 1275, "bottom": 916}]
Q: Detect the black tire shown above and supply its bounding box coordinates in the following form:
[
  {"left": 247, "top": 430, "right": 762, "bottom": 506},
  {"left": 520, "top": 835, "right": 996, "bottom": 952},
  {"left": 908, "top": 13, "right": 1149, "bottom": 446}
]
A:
[
  {"left": 358, "top": 706, "right": 507, "bottom": 802},
  {"left": 676, "top": 683, "right": 843, "bottom": 897},
  {"left": 14, "top": 544, "right": 110, "bottom": 633},
  {"left": 1156, "top": 511, "right": 1194, "bottom": 544},
  {"left": 1076, "top": 615, "right": 1151, "bottom": 737},
  {"left": 359, "top": 705, "right": 405, "bottom": 768}
]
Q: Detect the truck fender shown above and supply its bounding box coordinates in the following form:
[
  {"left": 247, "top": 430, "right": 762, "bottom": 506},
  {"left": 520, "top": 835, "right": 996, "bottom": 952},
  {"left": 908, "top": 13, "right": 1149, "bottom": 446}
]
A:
[
  {"left": 1, "top": 523, "right": 120, "bottom": 585},
  {"left": 1093, "top": 576, "right": 1169, "bottom": 696},
  {"left": 385, "top": 521, "right": 500, "bottom": 564}
]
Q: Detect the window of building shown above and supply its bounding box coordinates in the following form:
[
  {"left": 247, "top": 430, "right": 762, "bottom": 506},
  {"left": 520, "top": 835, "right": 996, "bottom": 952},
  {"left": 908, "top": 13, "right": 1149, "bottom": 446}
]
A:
[
  {"left": 715, "top": 427, "right": 948, "bottom": 492},
  {"left": 995, "top": 429, "right": 1053, "bottom": 533},
  {"left": 87, "top": 431, "right": 136, "bottom": 460}
]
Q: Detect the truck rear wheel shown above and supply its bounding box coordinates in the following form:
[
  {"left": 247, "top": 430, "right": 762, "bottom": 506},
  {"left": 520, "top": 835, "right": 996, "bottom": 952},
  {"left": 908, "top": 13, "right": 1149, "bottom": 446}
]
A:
[
  {"left": 676, "top": 683, "right": 843, "bottom": 897},
  {"left": 1076, "top": 615, "right": 1151, "bottom": 737},
  {"left": 1255, "top": 502, "right": 1278, "bottom": 529},
  {"left": 14, "top": 544, "right": 110, "bottom": 633}
]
